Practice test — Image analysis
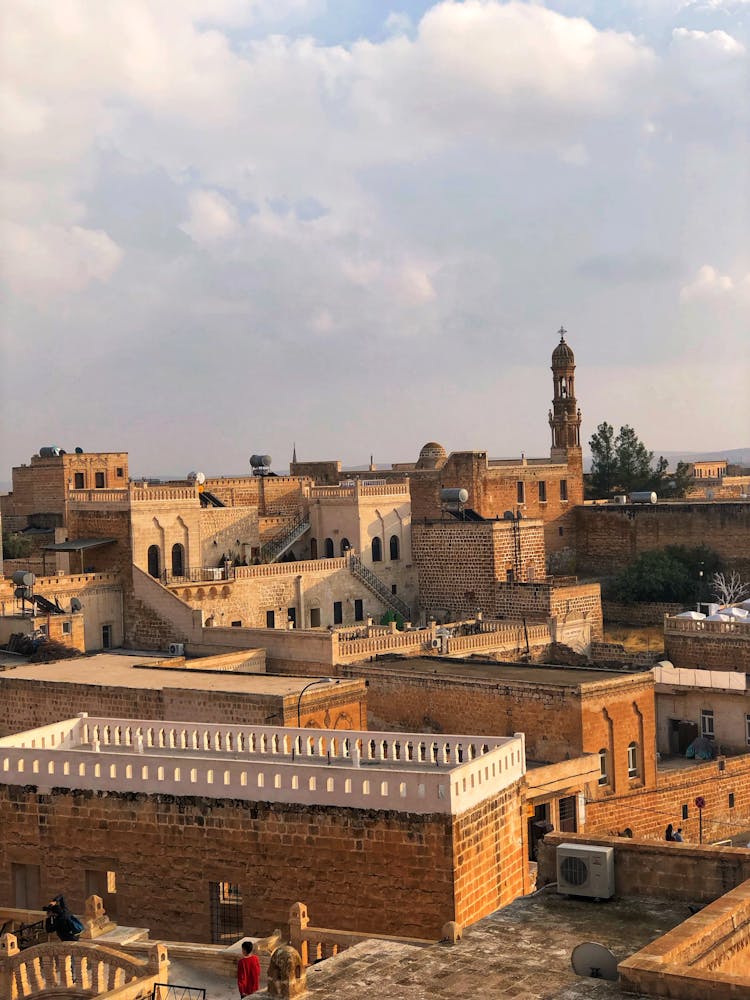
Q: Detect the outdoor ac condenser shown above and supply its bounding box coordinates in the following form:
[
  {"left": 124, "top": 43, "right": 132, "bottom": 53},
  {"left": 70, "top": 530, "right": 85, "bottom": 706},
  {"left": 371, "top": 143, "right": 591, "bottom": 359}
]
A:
[
  {"left": 556, "top": 844, "right": 615, "bottom": 899},
  {"left": 168, "top": 642, "right": 185, "bottom": 656}
]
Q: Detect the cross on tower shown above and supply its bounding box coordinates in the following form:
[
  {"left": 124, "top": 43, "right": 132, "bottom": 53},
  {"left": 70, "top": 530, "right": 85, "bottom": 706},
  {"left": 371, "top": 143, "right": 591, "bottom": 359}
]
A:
[{"left": 558, "top": 325, "right": 567, "bottom": 340}]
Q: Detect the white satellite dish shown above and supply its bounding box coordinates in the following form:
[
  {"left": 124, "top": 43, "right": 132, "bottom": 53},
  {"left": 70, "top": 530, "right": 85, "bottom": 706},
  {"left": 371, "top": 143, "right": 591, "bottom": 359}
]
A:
[
  {"left": 195, "top": 471, "right": 206, "bottom": 485},
  {"left": 571, "top": 942, "right": 619, "bottom": 981}
]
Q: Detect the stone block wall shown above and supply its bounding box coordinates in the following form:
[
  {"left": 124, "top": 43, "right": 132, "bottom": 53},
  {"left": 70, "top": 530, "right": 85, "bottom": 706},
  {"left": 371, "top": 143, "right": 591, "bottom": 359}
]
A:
[
  {"left": 203, "top": 476, "right": 310, "bottom": 517},
  {"left": 0, "top": 787, "right": 460, "bottom": 941},
  {"left": 665, "top": 630, "right": 750, "bottom": 671},
  {"left": 585, "top": 753, "right": 750, "bottom": 842},
  {"left": 603, "top": 600, "right": 682, "bottom": 626},
  {"left": 538, "top": 832, "right": 750, "bottom": 903},
  {"left": 575, "top": 502, "right": 750, "bottom": 575}
]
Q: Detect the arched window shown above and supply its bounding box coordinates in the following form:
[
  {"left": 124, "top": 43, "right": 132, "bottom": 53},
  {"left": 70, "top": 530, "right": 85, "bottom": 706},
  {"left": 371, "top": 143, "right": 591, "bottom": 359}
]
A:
[
  {"left": 627, "top": 742, "right": 638, "bottom": 779},
  {"left": 389, "top": 535, "right": 400, "bottom": 561},
  {"left": 310, "top": 538, "right": 318, "bottom": 560},
  {"left": 171, "top": 543, "right": 185, "bottom": 577},
  {"left": 324, "top": 538, "right": 334, "bottom": 558},
  {"left": 371, "top": 537, "right": 382, "bottom": 562},
  {"left": 598, "top": 748, "right": 609, "bottom": 786},
  {"left": 340, "top": 538, "right": 351, "bottom": 556},
  {"left": 147, "top": 545, "right": 161, "bottom": 579}
]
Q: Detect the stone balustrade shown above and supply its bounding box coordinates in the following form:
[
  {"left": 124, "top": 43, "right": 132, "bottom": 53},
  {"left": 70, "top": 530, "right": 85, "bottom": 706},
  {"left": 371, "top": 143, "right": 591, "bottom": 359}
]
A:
[
  {"left": 664, "top": 616, "right": 750, "bottom": 636},
  {"left": 288, "top": 902, "right": 434, "bottom": 968},
  {"left": 0, "top": 933, "right": 168, "bottom": 1000},
  {"left": 232, "top": 558, "right": 347, "bottom": 579},
  {"left": 309, "top": 482, "right": 409, "bottom": 500},
  {"left": 0, "top": 716, "right": 525, "bottom": 817},
  {"left": 66, "top": 484, "right": 198, "bottom": 507}
]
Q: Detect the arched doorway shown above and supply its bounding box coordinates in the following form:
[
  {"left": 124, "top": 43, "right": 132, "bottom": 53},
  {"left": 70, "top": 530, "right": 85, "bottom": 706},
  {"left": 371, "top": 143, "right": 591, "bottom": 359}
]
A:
[
  {"left": 147, "top": 545, "right": 161, "bottom": 578},
  {"left": 310, "top": 538, "right": 318, "bottom": 559},
  {"left": 171, "top": 543, "right": 185, "bottom": 577},
  {"left": 324, "top": 537, "right": 334, "bottom": 558},
  {"left": 389, "top": 535, "right": 400, "bottom": 560},
  {"left": 371, "top": 537, "right": 382, "bottom": 562},
  {"left": 340, "top": 538, "right": 350, "bottom": 556}
]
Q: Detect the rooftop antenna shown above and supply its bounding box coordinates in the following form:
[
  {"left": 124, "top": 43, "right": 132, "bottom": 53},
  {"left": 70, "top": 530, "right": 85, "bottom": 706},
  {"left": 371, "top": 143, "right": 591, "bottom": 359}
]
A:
[{"left": 292, "top": 442, "right": 297, "bottom": 465}]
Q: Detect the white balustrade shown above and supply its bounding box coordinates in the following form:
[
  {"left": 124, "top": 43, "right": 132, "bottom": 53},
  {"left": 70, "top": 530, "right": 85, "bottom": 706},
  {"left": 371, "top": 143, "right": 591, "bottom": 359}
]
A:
[{"left": 0, "top": 716, "right": 525, "bottom": 817}]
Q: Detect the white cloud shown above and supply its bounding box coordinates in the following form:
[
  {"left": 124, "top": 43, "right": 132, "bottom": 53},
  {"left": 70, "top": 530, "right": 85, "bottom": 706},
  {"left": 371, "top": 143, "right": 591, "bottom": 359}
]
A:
[
  {"left": 0, "top": 221, "right": 123, "bottom": 297},
  {"left": 671, "top": 26, "right": 746, "bottom": 57},
  {"left": 181, "top": 190, "right": 239, "bottom": 243},
  {"left": 680, "top": 264, "right": 735, "bottom": 302}
]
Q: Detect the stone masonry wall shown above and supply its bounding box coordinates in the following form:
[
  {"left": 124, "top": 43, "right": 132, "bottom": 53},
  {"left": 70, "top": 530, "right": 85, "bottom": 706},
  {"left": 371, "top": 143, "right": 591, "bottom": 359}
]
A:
[
  {"left": 575, "top": 502, "right": 750, "bottom": 575},
  {"left": 585, "top": 753, "right": 750, "bottom": 843},
  {"left": 603, "top": 600, "right": 683, "bottom": 626},
  {"left": 664, "top": 631, "right": 750, "bottom": 671},
  {"left": 0, "top": 787, "right": 458, "bottom": 940},
  {"left": 452, "top": 779, "right": 528, "bottom": 926},
  {"left": 0, "top": 675, "right": 365, "bottom": 737},
  {"left": 203, "top": 476, "right": 310, "bottom": 516},
  {"left": 538, "top": 832, "right": 750, "bottom": 904}
]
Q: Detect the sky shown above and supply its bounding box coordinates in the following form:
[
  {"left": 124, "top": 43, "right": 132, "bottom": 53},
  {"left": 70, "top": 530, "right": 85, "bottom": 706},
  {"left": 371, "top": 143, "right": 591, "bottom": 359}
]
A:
[{"left": 1, "top": 0, "right": 748, "bottom": 479}]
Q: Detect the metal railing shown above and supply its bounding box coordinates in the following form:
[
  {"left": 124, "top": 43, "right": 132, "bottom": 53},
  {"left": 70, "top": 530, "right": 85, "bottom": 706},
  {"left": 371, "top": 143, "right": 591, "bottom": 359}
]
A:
[
  {"left": 259, "top": 512, "right": 310, "bottom": 563},
  {"left": 152, "top": 986, "right": 206, "bottom": 1000},
  {"left": 348, "top": 554, "right": 411, "bottom": 619}
]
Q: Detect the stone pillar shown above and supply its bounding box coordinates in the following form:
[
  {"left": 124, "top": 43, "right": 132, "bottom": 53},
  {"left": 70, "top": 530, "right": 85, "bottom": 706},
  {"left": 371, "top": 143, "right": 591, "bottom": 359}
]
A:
[
  {"left": 267, "top": 945, "right": 307, "bottom": 998},
  {"left": 0, "top": 933, "right": 19, "bottom": 999},
  {"left": 289, "top": 903, "right": 309, "bottom": 967}
]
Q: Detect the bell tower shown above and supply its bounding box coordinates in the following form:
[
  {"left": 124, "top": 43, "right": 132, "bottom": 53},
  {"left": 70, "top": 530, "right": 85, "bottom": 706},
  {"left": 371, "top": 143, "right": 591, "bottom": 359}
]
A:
[{"left": 549, "top": 326, "right": 582, "bottom": 462}]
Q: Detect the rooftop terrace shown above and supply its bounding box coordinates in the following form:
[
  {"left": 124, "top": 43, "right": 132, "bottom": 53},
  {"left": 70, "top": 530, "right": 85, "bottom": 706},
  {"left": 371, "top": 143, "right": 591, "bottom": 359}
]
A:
[{"left": 0, "top": 715, "right": 525, "bottom": 816}]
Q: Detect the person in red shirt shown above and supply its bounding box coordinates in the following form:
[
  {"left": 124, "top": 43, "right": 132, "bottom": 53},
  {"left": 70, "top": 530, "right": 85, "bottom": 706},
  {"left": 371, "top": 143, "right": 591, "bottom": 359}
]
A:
[{"left": 237, "top": 940, "right": 261, "bottom": 997}]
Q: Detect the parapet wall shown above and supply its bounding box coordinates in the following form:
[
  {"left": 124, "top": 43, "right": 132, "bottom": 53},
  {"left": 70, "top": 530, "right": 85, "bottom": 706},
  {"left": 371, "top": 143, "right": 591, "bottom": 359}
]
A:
[{"left": 664, "top": 616, "right": 750, "bottom": 671}]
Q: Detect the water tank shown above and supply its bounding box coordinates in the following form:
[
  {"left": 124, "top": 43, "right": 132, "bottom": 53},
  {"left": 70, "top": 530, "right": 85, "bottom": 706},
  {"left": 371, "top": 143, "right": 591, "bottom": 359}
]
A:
[
  {"left": 39, "top": 446, "right": 61, "bottom": 458},
  {"left": 629, "top": 491, "right": 658, "bottom": 505},
  {"left": 441, "top": 488, "right": 469, "bottom": 505},
  {"left": 11, "top": 571, "right": 35, "bottom": 587},
  {"left": 74, "top": 446, "right": 84, "bottom": 454},
  {"left": 613, "top": 495, "right": 627, "bottom": 505}
]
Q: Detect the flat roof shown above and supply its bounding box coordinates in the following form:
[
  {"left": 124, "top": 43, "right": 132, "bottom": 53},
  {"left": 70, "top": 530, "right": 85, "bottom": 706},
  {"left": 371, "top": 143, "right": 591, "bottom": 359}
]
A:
[
  {"left": 304, "top": 890, "right": 687, "bottom": 999},
  {"left": 379, "top": 656, "right": 642, "bottom": 687},
  {"left": 2, "top": 653, "right": 356, "bottom": 697},
  {"left": 42, "top": 538, "right": 116, "bottom": 551}
]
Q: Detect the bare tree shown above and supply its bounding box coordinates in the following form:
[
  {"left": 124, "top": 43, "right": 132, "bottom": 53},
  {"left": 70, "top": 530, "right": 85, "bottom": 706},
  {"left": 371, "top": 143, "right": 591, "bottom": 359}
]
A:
[{"left": 710, "top": 571, "right": 750, "bottom": 605}]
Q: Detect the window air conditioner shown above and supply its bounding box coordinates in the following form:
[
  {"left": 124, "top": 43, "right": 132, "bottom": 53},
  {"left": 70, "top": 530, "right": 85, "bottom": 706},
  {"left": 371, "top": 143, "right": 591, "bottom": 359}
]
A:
[
  {"left": 168, "top": 642, "right": 185, "bottom": 656},
  {"left": 557, "top": 844, "right": 615, "bottom": 899},
  {"left": 431, "top": 639, "right": 441, "bottom": 649}
]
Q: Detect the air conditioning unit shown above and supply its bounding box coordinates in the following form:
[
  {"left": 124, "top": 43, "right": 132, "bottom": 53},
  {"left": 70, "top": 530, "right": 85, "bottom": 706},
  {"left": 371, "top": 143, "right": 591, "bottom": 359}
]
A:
[
  {"left": 431, "top": 638, "right": 441, "bottom": 650},
  {"left": 168, "top": 642, "right": 185, "bottom": 656},
  {"left": 557, "top": 844, "right": 615, "bottom": 899}
]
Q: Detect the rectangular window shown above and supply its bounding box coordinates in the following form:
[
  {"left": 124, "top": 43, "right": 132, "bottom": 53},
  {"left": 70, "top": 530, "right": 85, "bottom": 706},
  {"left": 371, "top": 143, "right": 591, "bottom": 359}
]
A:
[
  {"left": 746, "top": 714, "right": 750, "bottom": 746},
  {"left": 701, "top": 709, "right": 715, "bottom": 740},
  {"left": 116, "top": 467, "right": 124, "bottom": 477},
  {"left": 517, "top": 481, "right": 525, "bottom": 504},
  {"left": 558, "top": 795, "right": 577, "bottom": 833},
  {"left": 333, "top": 601, "right": 343, "bottom": 625},
  {"left": 62, "top": 621, "right": 72, "bottom": 635},
  {"left": 560, "top": 479, "right": 568, "bottom": 501},
  {"left": 682, "top": 803, "right": 689, "bottom": 820},
  {"left": 95, "top": 471, "right": 105, "bottom": 489},
  {"left": 74, "top": 472, "right": 85, "bottom": 489},
  {"left": 265, "top": 610, "right": 275, "bottom": 629},
  {"left": 627, "top": 743, "right": 638, "bottom": 778},
  {"left": 506, "top": 569, "right": 514, "bottom": 583},
  {"left": 598, "top": 750, "right": 608, "bottom": 786},
  {"left": 287, "top": 607, "right": 296, "bottom": 628},
  {"left": 310, "top": 608, "right": 321, "bottom": 628},
  {"left": 729, "top": 793, "right": 735, "bottom": 809},
  {"left": 354, "top": 599, "right": 364, "bottom": 622},
  {"left": 209, "top": 881, "right": 243, "bottom": 945},
  {"left": 538, "top": 481, "right": 547, "bottom": 503},
  {"left": 12, "top": 863, "right": 40, "bottom": 909},
  {"left": 391, "top": 584, "right": 398, "bottom": 595},
  {"left": 231, "top": 620, "right": 242, "bottom": 627}
]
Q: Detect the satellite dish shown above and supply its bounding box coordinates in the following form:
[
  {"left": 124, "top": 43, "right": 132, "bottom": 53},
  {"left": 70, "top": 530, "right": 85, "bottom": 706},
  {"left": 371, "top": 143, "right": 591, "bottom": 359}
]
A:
[
  {"left": 187, "top": 471, "right": 198, "bottom": 483},
  {"left": 75, "top": 446, "right": 84, "bottom": 454},
  {"left": 571, "top": 942, "right": 619, "bottom": 981},
  {"left": 195, "top": 471, "right": 206, "bottom": 485},
  {"left": 71, "top": 597, "right": 83, "bottom": 612}
]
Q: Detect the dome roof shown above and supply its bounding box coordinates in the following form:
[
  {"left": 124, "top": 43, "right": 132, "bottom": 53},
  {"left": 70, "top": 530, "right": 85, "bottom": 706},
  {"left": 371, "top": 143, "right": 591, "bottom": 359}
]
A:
[
  {"left": 552, "top": 330, "right": 575, "bottom": 365},
  {"left": 416, "top": 441, "right": 448, "bottom": 470}
]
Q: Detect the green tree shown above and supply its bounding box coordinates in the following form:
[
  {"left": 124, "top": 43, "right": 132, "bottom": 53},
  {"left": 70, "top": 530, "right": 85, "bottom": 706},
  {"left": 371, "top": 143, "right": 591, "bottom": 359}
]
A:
[
  {"left": 611, "top": 545, "right": 723, "bottom": 604},
  {"left": 614, "top": 425, "right": 654, "bottom": 492},
  {"left": 1, "top": 531, "right": 34, "bottom": 559},
  {"left": 589, "top": 422, "right": 617, "bottom": 496}
]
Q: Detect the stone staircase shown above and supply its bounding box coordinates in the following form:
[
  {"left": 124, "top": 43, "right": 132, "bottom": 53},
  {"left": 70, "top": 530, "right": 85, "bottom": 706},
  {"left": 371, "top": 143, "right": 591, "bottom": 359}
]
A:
[
  {"left": 259, "top": 513, "right": 310, "bottom": 563},
  {"left": 348, "top": 554, "right": 411, "bottom": 620}
]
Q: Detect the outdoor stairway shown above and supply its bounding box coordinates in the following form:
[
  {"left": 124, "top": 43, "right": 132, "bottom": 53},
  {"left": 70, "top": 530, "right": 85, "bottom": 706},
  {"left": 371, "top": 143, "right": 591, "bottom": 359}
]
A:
[
  {"left": 260, "top": 513, "right": 310, "bottom": 563},
  {"left": 348, "top": 554, "right": 411, "bottom": 619}
]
